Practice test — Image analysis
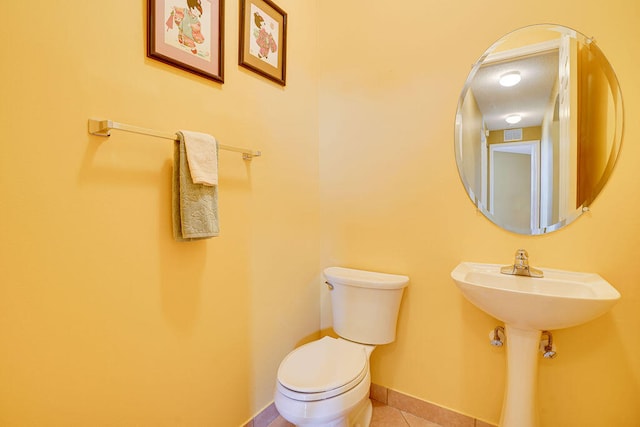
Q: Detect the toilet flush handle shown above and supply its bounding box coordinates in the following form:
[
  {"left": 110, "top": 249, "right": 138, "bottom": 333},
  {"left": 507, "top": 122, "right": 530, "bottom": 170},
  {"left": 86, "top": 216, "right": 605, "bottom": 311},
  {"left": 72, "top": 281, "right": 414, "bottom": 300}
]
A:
[{"left": 325, "top": 281, "right": 334, "bottom": 290}]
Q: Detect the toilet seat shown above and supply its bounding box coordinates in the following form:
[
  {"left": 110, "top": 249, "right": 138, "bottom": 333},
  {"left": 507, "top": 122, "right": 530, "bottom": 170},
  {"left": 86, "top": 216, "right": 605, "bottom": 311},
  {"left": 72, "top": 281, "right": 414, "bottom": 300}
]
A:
[{"left": 277, "top": 336, "right": 368, "bottom": 402}]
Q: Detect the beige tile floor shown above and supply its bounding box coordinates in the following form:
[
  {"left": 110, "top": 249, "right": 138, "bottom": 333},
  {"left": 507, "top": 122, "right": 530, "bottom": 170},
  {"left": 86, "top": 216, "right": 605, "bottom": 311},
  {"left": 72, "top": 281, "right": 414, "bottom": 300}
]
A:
[{"left": 267, "top": 400, "right": 442, "bottom": 427}]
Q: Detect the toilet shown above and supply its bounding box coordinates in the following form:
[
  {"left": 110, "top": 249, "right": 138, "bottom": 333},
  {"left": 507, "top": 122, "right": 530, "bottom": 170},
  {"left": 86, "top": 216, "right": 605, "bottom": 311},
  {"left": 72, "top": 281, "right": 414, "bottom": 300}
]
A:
[{"left": 274, "top": 267, "right": 409, "bottom": 427}]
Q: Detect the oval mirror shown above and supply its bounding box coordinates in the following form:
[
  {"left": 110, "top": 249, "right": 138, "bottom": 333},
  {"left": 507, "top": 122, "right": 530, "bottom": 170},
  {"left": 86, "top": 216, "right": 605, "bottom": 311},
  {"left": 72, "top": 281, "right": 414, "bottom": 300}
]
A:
[{"left": 454, "top": 24, "right": 623, "bottom": 235}]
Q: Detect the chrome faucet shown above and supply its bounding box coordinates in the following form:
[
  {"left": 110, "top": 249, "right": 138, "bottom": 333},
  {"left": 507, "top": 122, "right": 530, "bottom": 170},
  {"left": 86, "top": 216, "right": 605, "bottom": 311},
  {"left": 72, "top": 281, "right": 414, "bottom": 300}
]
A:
[{"left": 500, "top": 249, "right": 544, "bottom": 278}]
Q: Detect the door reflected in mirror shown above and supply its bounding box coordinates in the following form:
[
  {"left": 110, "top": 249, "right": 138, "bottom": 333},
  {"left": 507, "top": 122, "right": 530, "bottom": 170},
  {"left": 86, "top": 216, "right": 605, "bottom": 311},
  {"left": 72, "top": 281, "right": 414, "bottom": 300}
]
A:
[{"left": 454, "top": 24, "right": 623, "bottom": 235}]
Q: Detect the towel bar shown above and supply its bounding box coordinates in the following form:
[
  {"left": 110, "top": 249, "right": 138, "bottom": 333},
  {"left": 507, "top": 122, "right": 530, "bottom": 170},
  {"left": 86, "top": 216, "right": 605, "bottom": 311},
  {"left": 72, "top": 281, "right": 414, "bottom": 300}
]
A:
[{"left": 88, "top": 119, "right": 262, "bottom": 160}]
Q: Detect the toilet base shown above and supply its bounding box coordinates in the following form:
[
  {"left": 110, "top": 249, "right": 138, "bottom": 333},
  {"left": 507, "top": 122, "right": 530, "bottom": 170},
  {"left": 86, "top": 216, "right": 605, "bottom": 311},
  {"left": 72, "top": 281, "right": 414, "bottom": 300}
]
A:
[
  {"left": 276, "top": 397, "right": 372, "bottom": 427},
  {"left": 324, "top": 398, "right": 372, "bottom": 427},
  {"left": 349, "top": 398, "right": 372, "bottom": 427}
]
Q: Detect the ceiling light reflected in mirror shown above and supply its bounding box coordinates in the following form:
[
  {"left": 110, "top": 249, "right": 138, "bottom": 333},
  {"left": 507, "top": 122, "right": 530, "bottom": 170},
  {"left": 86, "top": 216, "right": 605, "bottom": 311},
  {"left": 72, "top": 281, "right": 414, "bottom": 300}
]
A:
[
  {"left": 505, "top": 114, "right": 522, "bottom": 124},
  {"left": 499, "top": 71, "right": 521, "bottom": 87}
]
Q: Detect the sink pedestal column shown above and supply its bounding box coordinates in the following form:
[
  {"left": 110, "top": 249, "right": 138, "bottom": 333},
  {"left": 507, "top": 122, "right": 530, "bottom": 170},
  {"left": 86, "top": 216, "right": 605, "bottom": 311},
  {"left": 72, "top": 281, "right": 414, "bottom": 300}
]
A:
[{"left": 500, "top": 326, "right": 542, "bottom": 427}]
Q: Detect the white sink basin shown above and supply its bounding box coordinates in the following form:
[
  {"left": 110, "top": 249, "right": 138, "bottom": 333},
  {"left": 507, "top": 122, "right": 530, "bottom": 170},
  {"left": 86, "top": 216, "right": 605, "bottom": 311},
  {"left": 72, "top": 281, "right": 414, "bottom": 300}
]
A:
[{"left": 451, "top": 262, "right": 621, "bottom": 330}]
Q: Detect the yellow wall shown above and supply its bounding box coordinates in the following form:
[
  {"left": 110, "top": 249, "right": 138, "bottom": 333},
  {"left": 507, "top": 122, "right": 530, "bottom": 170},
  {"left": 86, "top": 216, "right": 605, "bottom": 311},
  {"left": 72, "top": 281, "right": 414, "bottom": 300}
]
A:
[
  {"left": 459, "top": 89, "right": 483, "bottom": 201},
  {"left": 0, "top": 1, "right": 320, "bottom": 426},
  {"left": 577, "top": 41, "right": 618, "bottom": 205},
  {"left": 2, "top": 0, "right": 640, "bottom": 426},
  {"left": 487, "top": 126, "right": 542, "bottom": 144},
  {"left": 318, "top": 1, "right": 640, "bottom": 426}
]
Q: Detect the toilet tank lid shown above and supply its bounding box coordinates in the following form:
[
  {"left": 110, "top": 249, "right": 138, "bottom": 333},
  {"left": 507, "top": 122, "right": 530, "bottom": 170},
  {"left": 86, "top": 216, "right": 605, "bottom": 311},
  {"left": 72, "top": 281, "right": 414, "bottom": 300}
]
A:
[{"left": 324, "top": 267, "right": 409, "bottom": 289}]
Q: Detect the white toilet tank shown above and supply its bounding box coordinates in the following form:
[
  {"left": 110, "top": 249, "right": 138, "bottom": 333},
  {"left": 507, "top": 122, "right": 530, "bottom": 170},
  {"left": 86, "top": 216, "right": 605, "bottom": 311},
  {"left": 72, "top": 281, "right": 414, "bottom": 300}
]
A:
[{"left": 324, "top": 267, "right": 409, "bottom": 345}]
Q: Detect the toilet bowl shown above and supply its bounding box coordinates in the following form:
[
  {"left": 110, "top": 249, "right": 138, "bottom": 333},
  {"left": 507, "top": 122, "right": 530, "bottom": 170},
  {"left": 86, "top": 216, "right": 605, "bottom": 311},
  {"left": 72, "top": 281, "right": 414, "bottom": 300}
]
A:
[
  {"left": 275, "top": 336, "right": 375, "bottom": 426},
  {"left": 274, "top": 267, "right": 409, "bottom": 427}
]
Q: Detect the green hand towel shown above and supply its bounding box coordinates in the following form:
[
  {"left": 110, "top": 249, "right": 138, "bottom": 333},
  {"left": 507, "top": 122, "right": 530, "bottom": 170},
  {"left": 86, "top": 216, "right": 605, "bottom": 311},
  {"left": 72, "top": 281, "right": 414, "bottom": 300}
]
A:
[{"left": 172, "top": 133, "right": 219, "bottom": 241}]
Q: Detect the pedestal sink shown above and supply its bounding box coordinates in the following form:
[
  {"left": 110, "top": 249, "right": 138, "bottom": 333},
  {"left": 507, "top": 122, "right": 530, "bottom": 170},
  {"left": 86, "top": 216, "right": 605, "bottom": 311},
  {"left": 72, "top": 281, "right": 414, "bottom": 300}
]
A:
[{"left": 451, "top": 262, "right": 621, "bottom": 427}]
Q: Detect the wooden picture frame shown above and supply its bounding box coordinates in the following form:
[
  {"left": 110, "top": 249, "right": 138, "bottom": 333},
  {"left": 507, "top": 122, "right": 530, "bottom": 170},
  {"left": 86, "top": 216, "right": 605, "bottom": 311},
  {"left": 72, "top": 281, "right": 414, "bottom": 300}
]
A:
[
  {"left": 148, "top": 0, "right": 224, "bottom": 83},
  {"left": 238, "top": 0, "right": 287, "bottom": 86}
]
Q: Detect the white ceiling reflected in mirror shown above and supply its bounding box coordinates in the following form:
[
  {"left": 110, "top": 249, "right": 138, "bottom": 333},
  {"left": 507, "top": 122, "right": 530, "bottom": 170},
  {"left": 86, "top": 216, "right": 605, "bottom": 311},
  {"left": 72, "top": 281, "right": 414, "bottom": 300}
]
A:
[{"left": 455, "top": 24, "right": 624, "bottom": 235}]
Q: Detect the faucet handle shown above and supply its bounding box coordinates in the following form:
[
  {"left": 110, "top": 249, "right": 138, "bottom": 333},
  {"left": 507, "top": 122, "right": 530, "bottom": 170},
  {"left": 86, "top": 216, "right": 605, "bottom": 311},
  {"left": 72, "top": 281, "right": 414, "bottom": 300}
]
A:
[
  {"left": 501, "top": 249, "right": 543, "bottom": 277},
  {"left": 514, "top": 249, "right": 530, "bottom": 267}
]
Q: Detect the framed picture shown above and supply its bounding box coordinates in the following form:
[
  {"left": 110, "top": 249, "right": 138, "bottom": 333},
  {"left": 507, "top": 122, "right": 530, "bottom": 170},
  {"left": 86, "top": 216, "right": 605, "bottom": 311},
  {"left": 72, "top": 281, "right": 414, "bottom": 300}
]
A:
[
  {"left": 148, "top": 0, "right": 224, "bottom": 83},
  {"left": 239, "top": 0, "right": 287, "bottom": 86}
]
